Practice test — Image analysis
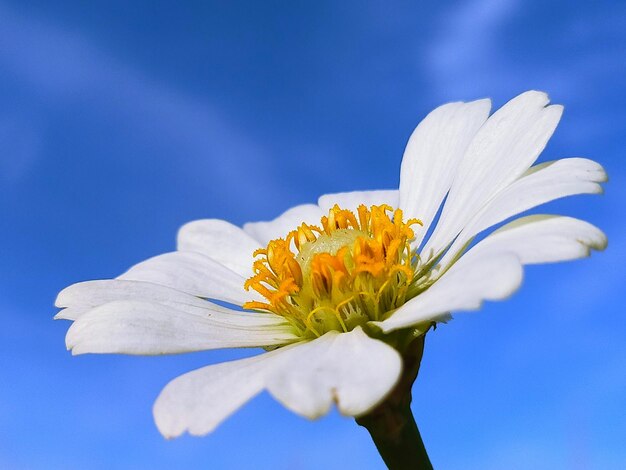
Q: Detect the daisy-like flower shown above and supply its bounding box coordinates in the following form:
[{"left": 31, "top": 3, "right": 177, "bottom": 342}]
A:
[{"left": 56, "top": 91, "right": 606, "bottom": 466}]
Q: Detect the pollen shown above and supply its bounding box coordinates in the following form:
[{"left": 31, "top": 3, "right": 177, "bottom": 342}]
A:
[{"left": 244, "top": 204, "right": 423, "bottom": 338}]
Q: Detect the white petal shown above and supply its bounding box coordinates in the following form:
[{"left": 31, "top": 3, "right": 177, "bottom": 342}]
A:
[
  {"left": 56, "top": 279, "right": 216, "bottom": 321},
  {"left": 55, "top": 279, "right": 276, "bottom": 323},
  {"left": 317, "top": 190, "right": 399, "bottom": 214},
  {"left": 478, "top": 158, "right": 607, "bottom": 232},
  {"left": 117, "top": 251, "right": 258, "bottom": 306},
  {"left": 265, "top": 327, "right": 402, "bottom": 418},
  {"left": 376, "top": 253, "right": 523, "bottom": 333},
  {"left": 243, "top": 203, "right": 324, "bottom": 245},
  {"left": 423, "top": 91, "right": 563, "bottom": 259},
  {"left": 438, "top": 158, "right": 607, "bottom": 268},
  {"left": 177, "top": 219, "right": 261, "bottom": 278},
  {"left": 154, "top": 352, "right": 269, "bottom": 438},
  {"left": 56, "top": 280, "right": 283, "bottom": 327},
  {"left": 399, "top": 99, "right": 491, "bottom": 246},
  {"left": 463, "top": 215, "right": 607, "bottom": 265},
  {"left": 66, "top": 300, "right": 297, "bottom": 355},
  {"left": 153, "top": 327, "right": 401, "bottom": 437}
]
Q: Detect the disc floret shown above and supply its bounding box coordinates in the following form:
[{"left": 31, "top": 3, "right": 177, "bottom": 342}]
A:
[{"left": 244, "top": 204, "right": 422, "bottom": 338}]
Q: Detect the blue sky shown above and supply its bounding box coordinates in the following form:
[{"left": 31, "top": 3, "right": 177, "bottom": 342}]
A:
[{"left": 0, "top": 0, "right": 624, "bottom": 468}]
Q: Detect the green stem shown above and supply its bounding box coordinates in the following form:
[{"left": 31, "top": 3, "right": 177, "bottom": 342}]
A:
[{"left": 356, "top": 334, "right": 432, "bottom": 470}]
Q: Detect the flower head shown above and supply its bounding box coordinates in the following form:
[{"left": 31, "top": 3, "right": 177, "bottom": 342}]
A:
[{"left": 56, "top": 91, "right": 607, "bottom": 438}]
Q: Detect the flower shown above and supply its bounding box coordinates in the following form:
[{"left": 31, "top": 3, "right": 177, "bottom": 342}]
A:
[{"left": 56, "top": 91, "right": 607, "bottom": 439}]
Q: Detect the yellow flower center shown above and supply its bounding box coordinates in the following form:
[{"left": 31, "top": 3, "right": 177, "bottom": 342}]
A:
[{"left": 244, "top": 204, "right": 423, "bottom": 338}]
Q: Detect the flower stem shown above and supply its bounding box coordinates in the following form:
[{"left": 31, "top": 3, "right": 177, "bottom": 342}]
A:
[{"left": 356, "top": 334, "right": 432, "bottom": 470}]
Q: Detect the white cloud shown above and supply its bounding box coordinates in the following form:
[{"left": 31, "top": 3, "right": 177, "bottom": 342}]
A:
[
  {"left": 0, "top": 2, "right": 278, "bottom": 198},
  {"left": 422, "top": 0, "right": 626, "bottom": 145},
  {"left": 424, "top": 0, "right": 521, "bottom": 100}
]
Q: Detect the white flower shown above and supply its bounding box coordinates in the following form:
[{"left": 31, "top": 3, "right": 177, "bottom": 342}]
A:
[{"left": 56, "top": 90, "right": 607, "bottom": 438}]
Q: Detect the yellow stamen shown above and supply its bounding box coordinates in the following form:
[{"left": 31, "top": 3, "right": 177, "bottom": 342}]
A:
[{"left": 244, "top": 204, "right": 423, "bottom": 337}]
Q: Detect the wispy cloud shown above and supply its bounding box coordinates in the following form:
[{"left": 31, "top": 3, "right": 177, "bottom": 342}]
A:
[
  {"left": 0, "top": 3, "right": 278, "bottom": 201},
  {"left": 423, "top": 0, "right": 521, "bottom": 100},
  {"left": 422, "top": 0, "right": 626, "bottom": 144}
]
